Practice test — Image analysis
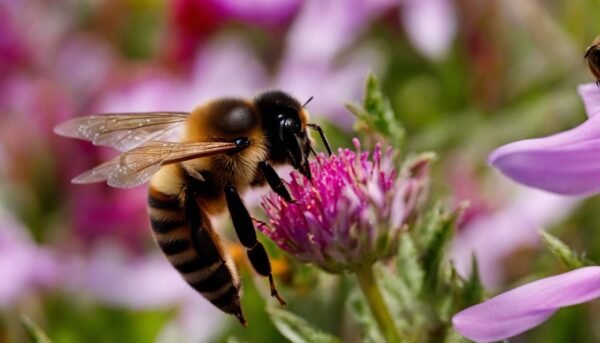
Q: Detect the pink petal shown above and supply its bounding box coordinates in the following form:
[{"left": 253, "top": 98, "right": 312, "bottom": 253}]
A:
[
  {"left": 453, "top": 267, "right": 600, "bottom": 342},
  {"left": 489, "top": 114, "right": 600, "bottom": 195},
  {"left": 578, "top": 82, "right": 600, "bottom": 118}
]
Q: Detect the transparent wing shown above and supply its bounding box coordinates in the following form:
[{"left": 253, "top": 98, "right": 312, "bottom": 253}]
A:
[
  {"left": 54, "top": 112, "right": 190, "bottom": 151},
  {"left": 72, "top": 141, "right": 238, "bottom": 188}
]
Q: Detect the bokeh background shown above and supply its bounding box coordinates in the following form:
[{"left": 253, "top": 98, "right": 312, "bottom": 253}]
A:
[{"left": 2, "top": 0, "right": 600, "bottom": 342}]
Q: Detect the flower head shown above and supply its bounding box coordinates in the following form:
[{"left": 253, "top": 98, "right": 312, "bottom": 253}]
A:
[
  {"left": 260, "top": 139, "right": 430, "bottom": 273},
  {"left": 452, "top": 266, "right": 600, "bottom": 342}
]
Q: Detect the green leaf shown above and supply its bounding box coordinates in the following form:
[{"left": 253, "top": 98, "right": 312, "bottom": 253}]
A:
[
  {"left": 345, "top": 73, "right": 405, "bottom": 149},
  {"left": 539, "top": 230, "right": 592, "bottom": 269},
  {"left": 21, "top": 316, "right": 52, "bottom": 343},
  {"left": 396, "top": 234, "right": 424, "bottom": 295},
  {"left": 444, "top": 328, "right": 472, "bottom": 343},
  {"left": 267, "top": 306, "right": 340, "bottom": 343},
  {"left": 346, "top": 289, "right": 384, "bottom": 343},
  {"left": 420, "top": 208, "right": 459, "bottom": 292},
  {"left": 461, "top": 255, "right": 485, "bottom": 307}
]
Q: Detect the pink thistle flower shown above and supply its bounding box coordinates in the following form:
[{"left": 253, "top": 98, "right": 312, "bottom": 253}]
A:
[{"left": 260, "top": 139, "right": 430, "bottom": 273}]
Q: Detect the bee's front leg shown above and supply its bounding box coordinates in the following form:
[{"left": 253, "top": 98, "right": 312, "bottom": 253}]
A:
[
  {"left": 224, "top": 184, "right": 287, "bottom": 306},
  {"left": 258, "top": 161, "right": 294, "bottom": 203}
]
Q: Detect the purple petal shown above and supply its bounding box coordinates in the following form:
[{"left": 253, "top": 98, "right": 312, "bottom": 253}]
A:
[
  {"left": 489, "top": 114, "right": 600, "bottom": 195},
  {"left": 453, "top": 267, "right": 600, "bottom": 342},
  {"left": 578, "top": 83, "right": 600, "bottom": 118}
]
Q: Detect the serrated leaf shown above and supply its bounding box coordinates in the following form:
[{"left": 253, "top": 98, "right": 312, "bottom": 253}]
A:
[
  {"left": 539, "top": 230, "right": 589, "bottom": 269},
  {"left": 267, "top": 306, "right": 340, "bottom": 343},
  {"left": 21, "top": 316, "right": 52, "bottom": 343}
]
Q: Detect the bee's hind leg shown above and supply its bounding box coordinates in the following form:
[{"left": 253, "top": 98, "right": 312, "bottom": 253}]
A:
[
  {"left": 224, "top": 185, "right": 287, "bottom": 306},
  {"left": 258, "top": 161, "right": 294, "bottom": 203}
]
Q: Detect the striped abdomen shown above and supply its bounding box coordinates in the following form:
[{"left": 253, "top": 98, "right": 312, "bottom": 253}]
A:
[{"left": 147, "top": 186, "right": 245, "bottom": 324}]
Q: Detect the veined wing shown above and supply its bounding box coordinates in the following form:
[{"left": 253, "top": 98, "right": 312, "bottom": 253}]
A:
[
  {"left": 54, "top": 112, "right": 190, "bottom": 151},
  {"left": 72, "top": 141, "right": 238, "bottom": 188}
]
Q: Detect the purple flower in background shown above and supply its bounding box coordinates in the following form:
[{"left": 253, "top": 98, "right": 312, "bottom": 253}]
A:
[
  {"left": 63, "top": 243, "right": 225, "bottom": 342},
  {"left": 168, "top": 0, "right": 300, "bottom": 63},
  {"left": 451, "top": 184, "right": 579, "bottom": 288},
  {"left": 400, "top": 0, "right": 457, "bottom": 61},
  {"left": 0, "top": 207, "right": 58, "bottom": 307},
  {"left": 260, "top": 139, "right": 430, "bottom": 273},
  {"left": 277, "top": 0, "right": 393, "bottom": 130},
  {"left": 452, "top": 266, "right": 600, "bottom": 342},
  {"left": 489, "top": 83, "right": 600, "bottom": 195}
]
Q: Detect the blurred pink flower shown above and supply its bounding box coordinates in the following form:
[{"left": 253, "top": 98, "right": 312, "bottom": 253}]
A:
[
  {"left": 98, "top": 39, "right": 268, "bottom": 113},
  {"left": 219, "top": 0, "right": 300, "bottom": 25},
  {"left": 451, "top": 182, "right": 580, "bottom": 288},
  {"left": 277, "top": 0, "right": 393, "bottom": 130},
  {"left": 400, "top": 0, "right": 457, "bottom": 61},
  {"left": 0, "top": 207, "right": 58, "bottom": 307},
  {"left": 64, "top": 242, "right": 225, "bottom": 342},
  {"left": 444, "top": 154, "right": 492, "bottom": 228},
  {"left": 168, "top": 0, "right": 300, "bottom": 63},
  {"left": 70, "top": 185, "right": 148, "bottom": 251},
  {"left": 453, "top": 267, "right": 600, "bottom": 342}
]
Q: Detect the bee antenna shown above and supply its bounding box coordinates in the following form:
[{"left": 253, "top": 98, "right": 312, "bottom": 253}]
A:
[
  {"left": 302, "top": 96, "right": 314, "bottom": 108},
  {"left": 307, "top": 123, "right": 332, "bottom": 156}
]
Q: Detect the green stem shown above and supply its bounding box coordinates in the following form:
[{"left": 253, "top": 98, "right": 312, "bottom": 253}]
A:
[{"left": 355, "top": 266, "right": 402, "bottom": 343}]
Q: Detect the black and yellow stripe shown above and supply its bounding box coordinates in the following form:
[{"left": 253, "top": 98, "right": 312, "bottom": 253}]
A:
[{"left": 147, "top": 185, "right": 245, "bottom": 324}]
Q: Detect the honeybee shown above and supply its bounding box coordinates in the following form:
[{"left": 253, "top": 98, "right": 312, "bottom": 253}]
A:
[
  {"left": 54, "top": 91, "right": 332, "bottom": 326},
  {"left": 585, "top": 35, "right": 600, "bottom": 86}
]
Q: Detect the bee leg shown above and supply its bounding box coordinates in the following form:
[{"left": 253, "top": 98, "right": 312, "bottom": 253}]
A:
[
  {"left": 258, "top": 161, "right": 294, "bottom": 203},
  {"left": 251, "top": 216, "right": 270, "bottom": 229},
  {"left": 307, "top": 123, "right": 333, "bottom": 156},
  {"left": 225, "top": 185, "right": 287, "bottom": 306}
]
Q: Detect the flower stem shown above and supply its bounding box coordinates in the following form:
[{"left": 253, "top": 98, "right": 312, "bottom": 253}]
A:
[{"left": 355, "top": 266, "right": 402, "bottom": 343}]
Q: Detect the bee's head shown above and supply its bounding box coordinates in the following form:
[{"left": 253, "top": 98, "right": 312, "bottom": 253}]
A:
[{"left": 255, "top": 91, "right": 314, "bottom": 180}]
